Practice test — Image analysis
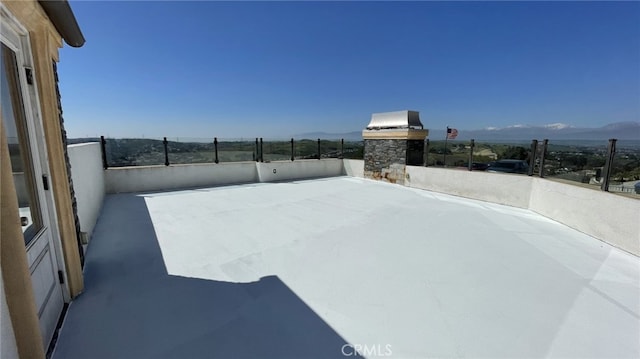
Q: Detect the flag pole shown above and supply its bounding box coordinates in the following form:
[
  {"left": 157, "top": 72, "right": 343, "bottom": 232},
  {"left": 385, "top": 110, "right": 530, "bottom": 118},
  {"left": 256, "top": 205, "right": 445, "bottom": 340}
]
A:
[{"left": 444, "top": 126, "right": 449, "bottom": 167}]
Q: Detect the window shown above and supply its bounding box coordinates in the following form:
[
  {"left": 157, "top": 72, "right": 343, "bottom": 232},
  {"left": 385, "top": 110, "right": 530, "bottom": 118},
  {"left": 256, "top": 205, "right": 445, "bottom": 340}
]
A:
[{"left": 1, "top": 42, "right": 43, "bottom": 246}]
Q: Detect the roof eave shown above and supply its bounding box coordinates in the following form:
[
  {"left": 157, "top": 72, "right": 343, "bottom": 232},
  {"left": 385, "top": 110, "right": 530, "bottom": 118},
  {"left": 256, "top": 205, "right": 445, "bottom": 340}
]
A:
[{"left": 38, "top": 0, "right": 85, "bottom": 47}]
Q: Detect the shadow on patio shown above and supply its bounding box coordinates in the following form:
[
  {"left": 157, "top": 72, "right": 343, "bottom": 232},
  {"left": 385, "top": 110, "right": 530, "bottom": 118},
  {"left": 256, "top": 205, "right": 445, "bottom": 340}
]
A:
[{"left": 52, "top": 193, "right": 359, "bottom": 359}]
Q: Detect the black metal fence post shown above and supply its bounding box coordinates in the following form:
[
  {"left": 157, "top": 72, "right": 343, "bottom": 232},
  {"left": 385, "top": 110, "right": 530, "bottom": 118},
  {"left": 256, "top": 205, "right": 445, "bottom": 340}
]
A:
[
  {"left": 214, "top": 137, "right": 219, "bottom": 164},
  {"left": 291, "top": 137, "right": 295, "bottom": 161},
  {"left": 538, "top": 139, "right": 548, "bottom": 178},
  {"left": 163, "top": 137, "right": 169, "bottom": 166},
  {"left": 528, "top": 139, "right": 538, "bottom": 176},
  {"left": 100, "top": 135, "right": 108, "bottom": 169},
  {"left": 340, "top": 138, "right": 344, "bottom": 159},
  {"left": 317, "top": 138, "right": 321, "bottom": 160},
  {"left": 255, "top": 138, "right": 259, "bottom": 162},
  {"left": 601, "top": 138, "right": 617, "bottom": 192},
  {"left": 259, "top": 138, "right": 264, "bottom": 162},
  {"left": 424, "top": 139, "right": 429, "bottom": 167},
  {"left": 468, "top": 139, "right": 475, "bottom": 171}
]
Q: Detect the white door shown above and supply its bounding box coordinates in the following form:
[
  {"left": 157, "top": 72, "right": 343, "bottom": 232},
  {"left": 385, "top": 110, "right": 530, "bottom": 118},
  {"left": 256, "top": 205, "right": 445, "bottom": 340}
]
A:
[{"left": 1, "top": 8, "right": 66, "bottom": 349}]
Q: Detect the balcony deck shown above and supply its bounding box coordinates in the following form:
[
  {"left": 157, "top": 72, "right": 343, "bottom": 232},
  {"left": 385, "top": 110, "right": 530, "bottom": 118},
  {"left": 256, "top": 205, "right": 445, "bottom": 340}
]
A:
[{"left": 52, "top": 176, "right": 639, "bottom": 358}]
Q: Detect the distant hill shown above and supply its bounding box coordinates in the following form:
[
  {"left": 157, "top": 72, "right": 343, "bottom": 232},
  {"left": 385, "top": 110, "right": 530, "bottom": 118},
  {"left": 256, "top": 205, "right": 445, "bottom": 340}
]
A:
[
  {"left": 294, "top": 131, "right": 363, "bottom": 141},
  {"left": 296, "top": 122, "right": 640, "bottom": 142},
  {"left": 68, "top": 122, "right": 638, "bottom": 144},
  {"left": 448, "top": 122, "right": 640, "bottom": 141}
]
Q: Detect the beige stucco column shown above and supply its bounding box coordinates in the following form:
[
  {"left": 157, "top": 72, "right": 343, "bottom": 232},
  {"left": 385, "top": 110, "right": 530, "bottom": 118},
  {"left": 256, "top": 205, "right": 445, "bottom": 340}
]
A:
[
  {"left": 1, "top": 115, "right": 45, "bottom": 359},
  {"left": 30, "top": 20, "right": 84, "bottom": 298}
]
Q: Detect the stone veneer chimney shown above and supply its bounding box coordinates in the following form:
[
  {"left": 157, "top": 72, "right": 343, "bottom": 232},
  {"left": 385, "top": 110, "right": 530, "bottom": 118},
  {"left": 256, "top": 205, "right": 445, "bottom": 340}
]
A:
[{"left": 362, "top": 110, "right": 429, "bottom": 185}]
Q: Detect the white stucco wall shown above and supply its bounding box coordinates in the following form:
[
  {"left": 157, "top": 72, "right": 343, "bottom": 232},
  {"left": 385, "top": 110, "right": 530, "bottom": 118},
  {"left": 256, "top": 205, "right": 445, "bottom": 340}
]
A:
[
  {"left": 68, "top": 143, "right": 105, "bottom": 241},
  {"left": 342, "top": 159, "right": 364, "bottom": 178},
  {"left": 1, "top": 275, "right": 19, "bottom": 359},
  {"left": 405, "top": 166, "right": 532, "bottom": 209},
  {"left": 257, "top": 159, "right": 343, "bottom": 182},
  {"left": 105, "top": 162, "right": 259, "bottom": 193},
  {"left": 106, "top": 160, "right": 346, "bottom": 193},
  {"left": 403, "top": 165, "right": 639, "bottom": 256},
  {"left": 529, "top": 178, "right": 640, "bottom": 255}
]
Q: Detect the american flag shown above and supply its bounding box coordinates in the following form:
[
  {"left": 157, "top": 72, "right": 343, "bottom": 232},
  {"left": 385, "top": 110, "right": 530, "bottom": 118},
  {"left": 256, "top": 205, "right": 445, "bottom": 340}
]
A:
[{"left": 447, "top": 127, "right": 458, "bottom": 140}]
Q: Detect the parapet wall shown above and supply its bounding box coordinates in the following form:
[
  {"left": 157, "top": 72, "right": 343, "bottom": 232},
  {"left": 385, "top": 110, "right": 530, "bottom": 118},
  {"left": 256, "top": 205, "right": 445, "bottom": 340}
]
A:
[
  {"left": 70, "top": 146, "right": 346, "bottom": 240},
  {"left": 404, "top": 165, "right": 639, "bottom": 256},
  {"left": 257, "top": 159, "right": 343, "bottom": 183},
  {"left": 68, "top": 147, "right": 638, "bottom": 256},
  {"left": 529, "top": 178, "right": 639, "bottom": 255},
  {"left": 104, "top": 159, "right": 345, "bottom": 193},
  {"left": 343, "top": 159, "right": 365, "bottom": 178},
  {"left": 406, "top": 166, "right": 532, "bottom": 209},
  {"left": 68, "top": 143, "right": 105, "bottom": 243},
  {"left": 105, "top": 162, "right": 259, "bottom": 193}
]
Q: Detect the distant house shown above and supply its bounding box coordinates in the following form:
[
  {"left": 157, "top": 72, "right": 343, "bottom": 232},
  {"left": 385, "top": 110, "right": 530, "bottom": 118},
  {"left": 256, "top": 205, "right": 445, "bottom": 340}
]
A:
[{"left": 1, "top": 0, "right": 85, "bottom": 357}]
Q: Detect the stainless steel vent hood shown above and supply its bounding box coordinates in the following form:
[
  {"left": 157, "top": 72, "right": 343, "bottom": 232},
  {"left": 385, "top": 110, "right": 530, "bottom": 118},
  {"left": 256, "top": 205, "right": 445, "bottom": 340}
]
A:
[{"left": 366, "top": 110, "right": 423, "bottom": 130}]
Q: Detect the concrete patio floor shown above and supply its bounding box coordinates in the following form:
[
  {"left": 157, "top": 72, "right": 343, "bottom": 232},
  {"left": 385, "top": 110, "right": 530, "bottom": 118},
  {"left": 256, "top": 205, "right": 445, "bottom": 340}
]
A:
[{"left": 52, "top": 177, "right": 640, "bottom": 358}]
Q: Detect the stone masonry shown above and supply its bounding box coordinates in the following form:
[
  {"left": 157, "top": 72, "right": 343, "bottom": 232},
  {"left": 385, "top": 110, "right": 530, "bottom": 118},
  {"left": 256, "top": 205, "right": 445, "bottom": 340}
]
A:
[
  {"left": 364, "top": 139, "right": 425, "bottom": 185},
  {"left": 362, "top": 110, "right": 429, "bottom": 185}
]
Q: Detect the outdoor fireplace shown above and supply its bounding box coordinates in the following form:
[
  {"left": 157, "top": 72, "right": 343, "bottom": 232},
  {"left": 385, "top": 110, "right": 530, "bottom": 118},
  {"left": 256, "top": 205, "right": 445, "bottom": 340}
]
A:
[{"left": 362, "top": 110, "right": 429, "bottom": 184}]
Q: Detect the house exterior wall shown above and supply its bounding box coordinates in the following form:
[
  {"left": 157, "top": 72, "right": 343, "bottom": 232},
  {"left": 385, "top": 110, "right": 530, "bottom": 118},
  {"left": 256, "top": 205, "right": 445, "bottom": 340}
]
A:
[
  {"left": 54, "top": 61, "right": 84, "bottom": 267},
  {"left": 1, "top": 1, "right": 83, "bottom": 357}
]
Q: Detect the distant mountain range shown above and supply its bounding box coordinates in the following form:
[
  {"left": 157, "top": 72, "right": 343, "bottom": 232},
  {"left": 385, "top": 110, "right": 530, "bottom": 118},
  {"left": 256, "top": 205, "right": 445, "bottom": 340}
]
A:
[
  {"left": 296, "top": 122, "right": 640, "bottom": 141},
  {"left": 294, "top": 131, "right": 363, "bottom": 141}
]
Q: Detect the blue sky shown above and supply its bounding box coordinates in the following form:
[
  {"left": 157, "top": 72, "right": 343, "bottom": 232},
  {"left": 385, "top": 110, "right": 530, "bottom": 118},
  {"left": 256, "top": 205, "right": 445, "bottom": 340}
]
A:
[{"left": 58, "top": 1, "right": 640, "bottom": 139}]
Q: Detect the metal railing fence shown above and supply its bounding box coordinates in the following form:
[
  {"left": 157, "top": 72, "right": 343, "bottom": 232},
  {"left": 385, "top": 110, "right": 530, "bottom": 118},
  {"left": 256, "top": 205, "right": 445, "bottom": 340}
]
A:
[
  {"left": 97, "top": 136, "right": 365, "bottom": 168},
  {"left": 88, "top": 136, "right": 638, "bottom": 196}
]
